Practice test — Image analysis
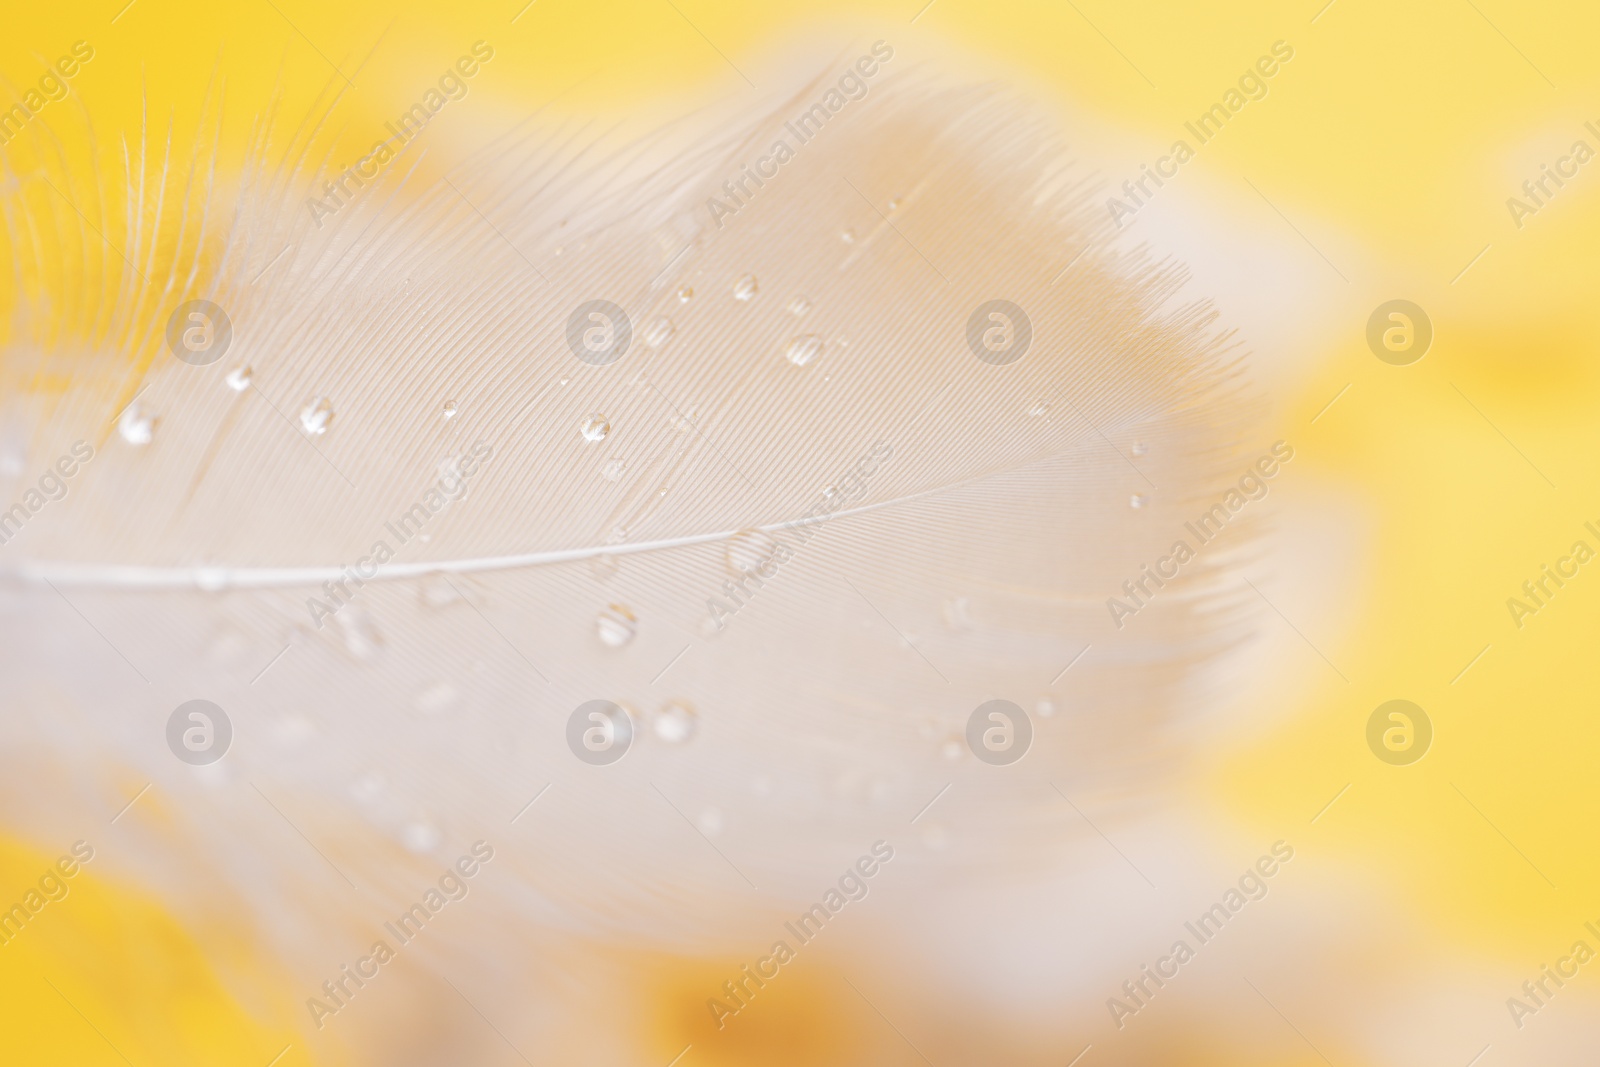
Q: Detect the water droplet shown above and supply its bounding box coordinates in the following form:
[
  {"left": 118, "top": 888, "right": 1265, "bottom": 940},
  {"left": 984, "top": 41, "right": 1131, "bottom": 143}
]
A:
[
  {"left": 403, "top": 820, "right": 441, "bottom": 853},
  {"left": 596, "top": 604, "right": 636, "bottom": 647},
  {"left": 1131, "top": 441, "right": 1148, "bottom": 457},
  {"left": 840, "top": 229, "right": 856, "bottom": 244},
  {"left": 887, "top": 197, "right": 902, "bottom": 212},
  {"left": 581, "top": 415, "right": 611, "bottom": 442},
  {"left": 337, "top": 609, "right": 381, "bottom": 659},
  {"left": 558, "top": 376, "right": 570, "bottom": 386},
  {"left": 1036, "top": 697, "right": 1057, "bottom": 718},
  {"left": 644, "top": 316, "right": 674, "bottom": 348},
  {"left": 442, "top": 400, "right": 458, "bottom": 420},
  {"left": 299, "top": 396, "right": 333, "bottom": 436},
  {"left": 1029, "top": 400, "right": 1049, "bottom": 417},
  {"left": 652, "top": 700, "right": 698, "bottom": 744},
  {"left": 601, "top": 458, "right": 626, "bottom": 481},
  {"left": 788, "top": 296, "right": 812, "bottom": 316},
  {"left": 733, "top": 274, "right": 758, "bottom": 301},
  {"left": 349, "top": 771, "right": 386, "bottom": 804},
  {"left": 941, "top": 737, "right": 965, "bottom": 762},
  {"left": 784, "top": 335, "right": 823, "bottom": 367},
  {"left": 414, "top": 681, "right": 458, "bottom": 715},
  {"left": 1130, "top": 493, "right": 1147, "bottom": 509},
  {"left": 118, "top": 405, "right": 154, "bottom": 445},
  {"left": 677, "top": 285, "right": 694, "bottom": 302},
  {"left": 225, "top": 366, "right": 253, "bottom": 391},
  {"left": 419, "top": 574, "right": 462, "bottom": 608},
  {"left": 725, "top": 529, "right": 781, "bottom": 577},
  {"left": 697, "top": 807, "right": 723, "bottom": 837}
]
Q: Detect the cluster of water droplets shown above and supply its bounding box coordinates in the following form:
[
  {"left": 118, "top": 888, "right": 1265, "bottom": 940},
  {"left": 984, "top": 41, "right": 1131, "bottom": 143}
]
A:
[{"left": 669, "top": 272, "right": 823, "bottom": 367}]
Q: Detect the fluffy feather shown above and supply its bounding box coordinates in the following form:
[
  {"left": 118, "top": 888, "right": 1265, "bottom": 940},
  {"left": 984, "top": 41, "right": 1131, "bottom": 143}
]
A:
[{"left": 0, "top": 48, "right": 1260, "bottom": 1062}]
